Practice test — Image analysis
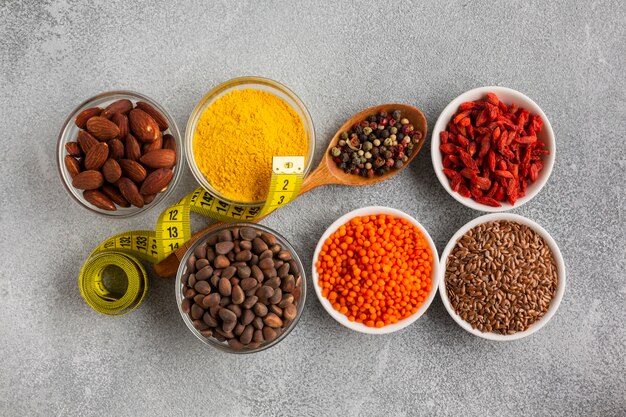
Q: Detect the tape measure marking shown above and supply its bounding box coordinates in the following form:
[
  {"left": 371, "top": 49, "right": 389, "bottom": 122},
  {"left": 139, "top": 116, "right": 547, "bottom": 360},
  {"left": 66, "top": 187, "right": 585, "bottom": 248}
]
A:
[{"left": 79, "top": 156, "right": 305, "bottom": 315}]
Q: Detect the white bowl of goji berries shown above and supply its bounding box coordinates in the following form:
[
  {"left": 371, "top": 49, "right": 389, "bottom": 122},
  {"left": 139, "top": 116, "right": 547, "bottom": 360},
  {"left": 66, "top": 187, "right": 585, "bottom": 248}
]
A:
[{"left": 431, "top": 86, "right": 555, "bottom": 212}]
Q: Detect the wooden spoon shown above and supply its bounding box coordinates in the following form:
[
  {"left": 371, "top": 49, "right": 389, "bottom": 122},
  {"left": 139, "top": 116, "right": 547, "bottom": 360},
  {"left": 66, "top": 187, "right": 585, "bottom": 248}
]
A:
[{"left": 153, "top": 103, "right": 427, "bottom": 278}]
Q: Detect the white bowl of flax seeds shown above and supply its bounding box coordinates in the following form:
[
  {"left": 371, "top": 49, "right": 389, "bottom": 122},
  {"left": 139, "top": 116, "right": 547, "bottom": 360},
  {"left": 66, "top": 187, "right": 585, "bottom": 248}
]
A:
[{"left": 439, "top": 213, "right": 566, "bottom": 341}]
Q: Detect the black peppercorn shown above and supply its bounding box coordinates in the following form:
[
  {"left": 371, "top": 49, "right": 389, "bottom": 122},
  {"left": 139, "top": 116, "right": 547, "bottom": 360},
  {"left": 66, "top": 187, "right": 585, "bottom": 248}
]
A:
[
  {"left": 392, "top": 110, "right": 401, "bottom": 120},
  {"left": 380, "top": 130, "right": 390, "bottom": 139}
]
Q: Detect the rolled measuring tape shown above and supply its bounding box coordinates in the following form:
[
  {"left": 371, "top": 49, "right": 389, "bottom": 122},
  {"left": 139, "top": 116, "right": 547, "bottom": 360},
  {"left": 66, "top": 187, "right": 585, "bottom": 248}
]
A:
[{"left": 78, "top": 156, "right": 304, "bottom": 315}]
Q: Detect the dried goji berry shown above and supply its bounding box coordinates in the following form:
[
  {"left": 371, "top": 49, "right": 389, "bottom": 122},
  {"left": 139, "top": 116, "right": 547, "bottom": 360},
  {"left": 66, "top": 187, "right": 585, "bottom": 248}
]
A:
[
  {"left": 458, "top": 184, "right": 471, "bottom": 198},
  {"left": 471, "top": 175, "right": 491, "bottom": 190},
  {"left": 458, "top": 150, "right": 478, "bottom": 171},
  {"left": 440, "top": 143, "right": 457, "bottom": 154},
  {"left": 494, "top": 169, "right": 514, "bottom": 179},
  {"left": 440, "top": 131, "right": 449, "bottom": 144},
  {"left": 451, "top": 173, "right": 462, "bottom": 192},
  {"left": 475, "top": 196, "right": 502, "bottom": 207}
]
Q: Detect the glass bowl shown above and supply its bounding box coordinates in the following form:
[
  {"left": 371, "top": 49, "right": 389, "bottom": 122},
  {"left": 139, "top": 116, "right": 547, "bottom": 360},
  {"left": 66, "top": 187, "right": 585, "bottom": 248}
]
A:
[
  {"left": 175, "top": 223, "right": 307, "bottom": 353},
  {"left": 57, "top": 90, "right": 184, "bottom": 217},
  {"left": 185, "top": 76, "right": 316, "bottom": 207}
]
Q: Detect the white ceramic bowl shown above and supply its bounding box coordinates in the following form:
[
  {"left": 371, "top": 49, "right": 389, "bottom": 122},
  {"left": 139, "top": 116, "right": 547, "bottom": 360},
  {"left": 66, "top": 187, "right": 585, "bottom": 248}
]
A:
[
  {"left": 311, "top": 206, "right": 440, "bottom": 334},
  {"left": 438, "top": 213, "right": 566, "bottom": 341},
  {"left": 431, "top": 86, "right": 556, "bottom": 212}
]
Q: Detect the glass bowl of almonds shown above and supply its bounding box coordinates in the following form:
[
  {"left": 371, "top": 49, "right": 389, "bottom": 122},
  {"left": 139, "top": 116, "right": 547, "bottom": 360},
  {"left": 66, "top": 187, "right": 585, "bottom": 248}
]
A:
[
  {"left": 175, "top": 223, "right": 306, "bottom": 353},
  {"left": 57, "top": 90, "right": 184, "bottom": 217},
  {"left": 438, "top": 213, "right": 566, "bottom": 341}
]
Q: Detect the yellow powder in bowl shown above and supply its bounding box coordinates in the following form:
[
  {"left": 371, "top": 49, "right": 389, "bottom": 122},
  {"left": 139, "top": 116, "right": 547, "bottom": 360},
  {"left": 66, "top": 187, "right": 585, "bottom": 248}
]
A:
[{"left": 193, "top": 88, "right": 308, "bottom": 203}]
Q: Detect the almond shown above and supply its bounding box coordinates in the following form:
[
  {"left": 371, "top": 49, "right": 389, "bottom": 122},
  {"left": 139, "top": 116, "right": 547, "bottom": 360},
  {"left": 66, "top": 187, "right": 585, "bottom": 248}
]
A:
[
  {"left": 65, "top": 142, "right": 81, "bottom": 157},
  {"left": 124, "top": 134, "right": 141, "bottom": 161},
  {"left": 107, "top": 138, "right": 125, "bottom": 160},
  {"left": 101, "top": 99, "right": 133, "bottom": 119},
  {"left": 83, "top": 190, "right": 116, "bottom": 211},
  {"left": 142, "top": 193, "right": 157, "bottom": 205},
  {"left": 111, "top": 112, "right": 129, "bottom": 138},
  {"left": 129, "top": 109, "right": 160, "bottom": 143},
  {"left": 162, "top": 134, "right": 177, "bottom": 152},
  {"left": 64, "top": 155, "right": 81, "bottom": 178},
  {"left": 140, "top": 168, "right": 173, "bottom": 195},
  {"left": 86, "top": 116, "right": 120, "bottom": 141},
  {"left": 136, "top": 101, "right": 169, "bottom": 130},
  {"left": 72, "top": 170, "right": 104, "bottom": 190},
  {"left": 84, "top": 142, "right": 109, "bottom": 171},
  {"left": 75, "top": 107, "right": 102, "bottom": 129},
  {"left": 117, "top": 177, "right": 144, "bottom": 208},
  {"left": 140, "top": 149, "right": 176, "bottom": 169},
  {"left": 77, "top": 131, "right": 98, "bottom": 154},
  {"left": 102, "top": 158, "right": 122, "bottom": 183},
  {"left": 142, "top": 134, "right": 162, "bottom": 155},
  {"left": 119, "top": 159, "right": 147, "bottom": 183},
  {"left": 102, "top": 184, "right": 130, "bottom": 207}
]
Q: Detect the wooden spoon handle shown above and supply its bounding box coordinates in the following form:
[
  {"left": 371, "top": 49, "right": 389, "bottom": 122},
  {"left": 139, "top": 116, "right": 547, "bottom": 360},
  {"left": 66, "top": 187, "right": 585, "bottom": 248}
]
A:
[
  {"left": 153, "top": 161, "right": 337, "bottom": 278},
  {"left": 299, "top": 161, "right": 335, "bottom": 195}
]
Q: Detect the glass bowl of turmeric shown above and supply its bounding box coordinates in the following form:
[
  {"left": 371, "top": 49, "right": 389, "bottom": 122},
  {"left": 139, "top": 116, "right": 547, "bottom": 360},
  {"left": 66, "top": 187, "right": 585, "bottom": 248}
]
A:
[{"left": 185, "top": 77, "right": 316, "bottom": 207}]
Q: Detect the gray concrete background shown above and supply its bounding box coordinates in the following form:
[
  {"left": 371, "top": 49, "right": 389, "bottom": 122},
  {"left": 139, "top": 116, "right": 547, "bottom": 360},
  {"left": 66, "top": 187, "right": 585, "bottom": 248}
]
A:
[{"left": 1, "top": 0, "right": 625, "bottom": 416}]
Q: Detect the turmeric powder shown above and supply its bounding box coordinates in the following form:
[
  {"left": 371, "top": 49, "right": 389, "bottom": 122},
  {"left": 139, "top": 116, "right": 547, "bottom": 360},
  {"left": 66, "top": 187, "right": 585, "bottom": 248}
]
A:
[{"left": 193, "top": 88, "right": 308, "bottom": 203}]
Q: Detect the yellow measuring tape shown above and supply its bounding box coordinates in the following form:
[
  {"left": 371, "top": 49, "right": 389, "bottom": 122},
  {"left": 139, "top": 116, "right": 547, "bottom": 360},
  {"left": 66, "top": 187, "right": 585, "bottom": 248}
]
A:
[{"left": 78, "top": 156, "right": 304, "bottom": 315}]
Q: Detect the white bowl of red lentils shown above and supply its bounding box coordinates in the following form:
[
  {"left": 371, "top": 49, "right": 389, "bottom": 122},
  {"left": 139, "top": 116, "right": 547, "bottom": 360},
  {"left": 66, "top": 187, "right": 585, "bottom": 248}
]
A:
[
  {"left": 431, "top": 86, "right": 556, "bottom": 212},
  {"left": 312, "top": 206, "right": 439, "bottom": 334},
  {"left": 438, "top": 213, "right": 566, "bottom": 341}
]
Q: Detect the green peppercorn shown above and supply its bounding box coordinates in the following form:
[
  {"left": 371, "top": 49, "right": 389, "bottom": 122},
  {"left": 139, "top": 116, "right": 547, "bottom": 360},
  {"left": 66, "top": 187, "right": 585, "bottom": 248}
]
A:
[
  {"left": 365, "top": 162, "right": 372, "bottom": 170},
  {"left": 363, "top": 141, "right": 373, "bottom": 151},
  {"left": 331, "top": 147, "right": 341, "bottom": 157},
  {"left": 402, "top": 155, "right": 408, "bottom": 162},
  {"left": 377, "top": 125, "right": 385, "bottom": 131},
  {"left": 363, "top": 127, "right": 372, "bottom": 135},
  {"left": 357, "top": 149, "right": 364, "bottom": 156},
  {"left": 395, "top": 160, "right": 403, "bottom": 169},
  {"left": 341, "top": 132, "right": 349, "bottom": 140},
  {"left": 400, "top": 118, "right": 409, "bottom": 125},
  {"left": 364, "top": 151, "right": 372, "bottom": 159},
  {"left": 389, "top": 134, "right": 396, "bottom": 141},
  {"left": 373, "top": 139, "right": 381, "bottom": 147},
  {"left": 390, "top": 126, "right": 398, "bottom": 135},
  {"left": 338, "top": 139, "right": 346, "bottom": 146},
  {"left": 383, "top": 138, "right": 393, "bottom": 147}
]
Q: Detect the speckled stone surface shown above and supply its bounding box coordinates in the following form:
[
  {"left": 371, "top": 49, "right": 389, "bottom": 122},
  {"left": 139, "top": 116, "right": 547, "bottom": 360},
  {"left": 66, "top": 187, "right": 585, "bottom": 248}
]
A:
[{"left": 1, "top": 1, "right": 625, "bottom": 416}]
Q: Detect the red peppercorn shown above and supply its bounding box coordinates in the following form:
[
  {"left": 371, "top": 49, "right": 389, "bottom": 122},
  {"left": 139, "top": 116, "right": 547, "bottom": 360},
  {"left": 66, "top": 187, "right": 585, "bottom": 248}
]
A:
[
  {"left": 367, "top": 169, "right": 374, "bottom": 177},
  {"left": 388, "top": 118, "right": 396, "bottom": 126},
  {"left": 386, "top": 158, "right": 394, "bottom": 167},
  {"left": 380, "top": 118, "right": 389, "bottom": 126},
  {"left": 369, "top": 122, "right": 377, "bottom": 130},
  {"left": 402, "top": 124, "right": 414, "bottom": 134}
]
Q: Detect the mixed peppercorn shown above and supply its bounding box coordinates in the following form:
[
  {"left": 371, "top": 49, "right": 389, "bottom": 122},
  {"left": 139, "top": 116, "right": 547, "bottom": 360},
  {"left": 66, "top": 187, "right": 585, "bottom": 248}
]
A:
[{"left": 330, "top": 110, "right": 422, "bottom": 177}]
